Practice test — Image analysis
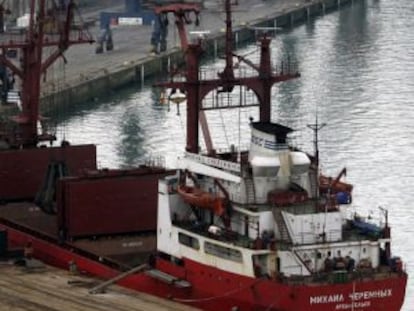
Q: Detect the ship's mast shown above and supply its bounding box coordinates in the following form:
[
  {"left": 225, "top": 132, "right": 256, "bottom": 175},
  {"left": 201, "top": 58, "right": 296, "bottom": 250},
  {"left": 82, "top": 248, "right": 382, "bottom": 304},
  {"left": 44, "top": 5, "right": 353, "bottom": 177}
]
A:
[
  {"left": 218, "top": 0, "right": 235, "bottom": 85},
  {"left": 307, "top": 117, "right": 326, "bottom": 198},
  {"left": 0, "top": 0, "right": 93, "bottom": 148},
  {"left": 158, "top": 0, "right": 300, "bottom": 154}
]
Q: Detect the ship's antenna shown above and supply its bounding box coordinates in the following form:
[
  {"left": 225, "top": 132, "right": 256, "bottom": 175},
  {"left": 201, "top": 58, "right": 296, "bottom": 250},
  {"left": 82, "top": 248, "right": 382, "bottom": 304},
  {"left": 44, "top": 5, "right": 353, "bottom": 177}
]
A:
[
  {"left": 307, "top": 116, "right": 326, "bottom": 200},
  {"left": 308, "top": 116, "right": 327, "bottom": 241},
  {"left": 378, "top": 206, "right": 391, "bottom": 261}
]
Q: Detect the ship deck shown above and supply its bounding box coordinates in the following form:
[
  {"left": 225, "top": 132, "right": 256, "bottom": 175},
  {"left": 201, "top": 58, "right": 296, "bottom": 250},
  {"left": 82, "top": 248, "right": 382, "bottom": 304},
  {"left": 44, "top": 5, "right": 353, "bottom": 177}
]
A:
[
  {"left": 0, "top": 202, "right": 58, "bottom": 239},
  {"left": 0, "top": 202, "right": 157, "bottom": 269},
  {"left": 0, "top": 261, "right": 200, "bottom": 311}
]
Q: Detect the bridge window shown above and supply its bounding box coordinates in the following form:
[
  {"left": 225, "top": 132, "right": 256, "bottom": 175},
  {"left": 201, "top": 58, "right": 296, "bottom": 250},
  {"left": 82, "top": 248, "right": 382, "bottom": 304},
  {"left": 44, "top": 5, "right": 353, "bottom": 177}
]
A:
[
  {"left": 205, "top": 242, "right": 243, "bottom": 263},
  {"left": 179, "top": 232, "right": 200, "bottom": 250}
]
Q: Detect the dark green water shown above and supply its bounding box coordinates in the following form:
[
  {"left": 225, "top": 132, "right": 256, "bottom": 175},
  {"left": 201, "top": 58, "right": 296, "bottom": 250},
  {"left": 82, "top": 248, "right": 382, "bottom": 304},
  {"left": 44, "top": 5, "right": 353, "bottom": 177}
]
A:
[{"left": 53, "top": 0, "right": 414, "bottom": 308}]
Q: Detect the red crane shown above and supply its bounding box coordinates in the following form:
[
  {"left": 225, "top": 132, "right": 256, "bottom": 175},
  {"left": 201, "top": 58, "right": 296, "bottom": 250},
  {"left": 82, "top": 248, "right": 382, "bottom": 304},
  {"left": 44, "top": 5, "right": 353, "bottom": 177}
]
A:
[
  {"left": 0, "top": 0, "right": 93, "bottom": 148},
  {"left": 0, "top": 1, "right": 97, "bottom": 202}
]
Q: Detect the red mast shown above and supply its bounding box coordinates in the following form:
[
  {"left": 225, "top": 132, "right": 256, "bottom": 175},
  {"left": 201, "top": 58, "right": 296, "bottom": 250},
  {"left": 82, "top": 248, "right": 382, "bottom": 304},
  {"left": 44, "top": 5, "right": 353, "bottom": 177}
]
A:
[
  {"left": 0, "top": 0, "right": 93, "bottom": 148},
  {"left": 218, "top": 0, "right": 235, "bottom": 86},
  {"left": 158, "top": 0, "right": 300, "bottom": 153}
]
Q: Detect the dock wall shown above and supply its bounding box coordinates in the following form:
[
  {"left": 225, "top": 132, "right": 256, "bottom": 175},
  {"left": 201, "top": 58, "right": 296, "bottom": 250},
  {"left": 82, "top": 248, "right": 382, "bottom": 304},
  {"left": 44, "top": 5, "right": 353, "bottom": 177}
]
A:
[{"left": 41, "top": 0, "right": 361, "bottom": 109}]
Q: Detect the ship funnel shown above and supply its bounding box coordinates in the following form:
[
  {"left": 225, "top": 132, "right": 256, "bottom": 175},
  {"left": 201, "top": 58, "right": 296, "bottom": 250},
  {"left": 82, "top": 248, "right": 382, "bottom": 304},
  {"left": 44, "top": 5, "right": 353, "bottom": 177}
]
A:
[
  {"left": 248, "top": 122, "right": 310, "bottom": 203},
  {"left": 249, "top": 122, "right": 292, "bottom": 160}
]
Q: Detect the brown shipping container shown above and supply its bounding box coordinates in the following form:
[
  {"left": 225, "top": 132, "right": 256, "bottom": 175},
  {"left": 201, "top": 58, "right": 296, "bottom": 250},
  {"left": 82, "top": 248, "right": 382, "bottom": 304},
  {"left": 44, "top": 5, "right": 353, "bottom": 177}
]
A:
[
  {"left": 0, "top": 145, "right": 97, "bottom": 201},
  {"left": 57, "top": 169, "right": 173, "bottom": 238}
]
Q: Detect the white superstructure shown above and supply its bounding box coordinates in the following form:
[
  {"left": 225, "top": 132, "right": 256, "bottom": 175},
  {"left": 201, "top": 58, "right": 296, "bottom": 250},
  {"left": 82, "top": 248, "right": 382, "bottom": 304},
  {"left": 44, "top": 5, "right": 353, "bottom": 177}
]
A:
[{"left": 157, "top": 121, "right": 388, "bottom": 279}]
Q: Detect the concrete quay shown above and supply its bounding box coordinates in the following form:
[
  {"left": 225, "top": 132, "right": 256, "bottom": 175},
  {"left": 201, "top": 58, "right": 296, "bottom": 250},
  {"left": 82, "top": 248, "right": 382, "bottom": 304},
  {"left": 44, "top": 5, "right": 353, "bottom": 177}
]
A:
[{"left": 34, "top": 0, "right": 361, "bottom": 110}]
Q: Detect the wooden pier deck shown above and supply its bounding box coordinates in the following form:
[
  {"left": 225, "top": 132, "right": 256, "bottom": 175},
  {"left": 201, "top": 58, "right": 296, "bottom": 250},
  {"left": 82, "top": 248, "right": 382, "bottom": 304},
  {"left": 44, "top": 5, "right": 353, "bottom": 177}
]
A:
[{"left": 0, "top": 262, "right": 200, "bottom": 311}]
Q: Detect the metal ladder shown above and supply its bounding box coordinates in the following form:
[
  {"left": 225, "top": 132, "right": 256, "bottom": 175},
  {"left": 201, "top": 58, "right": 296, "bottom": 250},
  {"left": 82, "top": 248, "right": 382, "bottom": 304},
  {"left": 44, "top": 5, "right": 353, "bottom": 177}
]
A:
[
  {"left": 273, "top": 208, "right": 292, "bottom": 243},
  {"left": 245, "top": 178, "right": 256, "bottom": 204}
]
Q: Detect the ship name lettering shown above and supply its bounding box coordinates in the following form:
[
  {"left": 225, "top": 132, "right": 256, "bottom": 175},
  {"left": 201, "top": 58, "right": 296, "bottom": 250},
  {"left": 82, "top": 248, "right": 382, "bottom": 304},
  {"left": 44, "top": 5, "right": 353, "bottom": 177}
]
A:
[
  {"left": 122, "top": 241, "right": 143, "bottom": 248},
  {"left": 335, "top": 301, "right": 371, "bottom": 310},
  {"left": 349, "top": 289, "right": 392, "bottom": 301},
  {"left": 310, "top": 294, "right": 344, "bottom": 304}
]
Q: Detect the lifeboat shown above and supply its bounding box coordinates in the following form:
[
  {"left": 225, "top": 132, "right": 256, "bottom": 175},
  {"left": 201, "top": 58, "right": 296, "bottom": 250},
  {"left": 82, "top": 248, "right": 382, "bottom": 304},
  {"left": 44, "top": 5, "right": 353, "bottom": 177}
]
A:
[
  {"left": 177, "top": 185, "right": 225, "bottom": 216},
  {"left": 319, "top": 174, "right": 353, "bottom": 194}
]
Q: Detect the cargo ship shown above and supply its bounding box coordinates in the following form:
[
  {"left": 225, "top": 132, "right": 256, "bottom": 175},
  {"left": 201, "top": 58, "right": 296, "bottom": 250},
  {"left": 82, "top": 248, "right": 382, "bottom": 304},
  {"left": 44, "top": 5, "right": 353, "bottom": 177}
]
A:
[{"left": 0, "top": 1, "right": 407, "bottom": 311}]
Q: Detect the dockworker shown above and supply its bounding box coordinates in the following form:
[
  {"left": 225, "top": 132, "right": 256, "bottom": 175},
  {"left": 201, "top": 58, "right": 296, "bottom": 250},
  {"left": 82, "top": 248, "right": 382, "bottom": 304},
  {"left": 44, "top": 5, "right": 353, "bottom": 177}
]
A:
[
  {"left": 261, "top": 230, "right": 271, "bottom": 249},
  {"left": 334, "top": 250, "right": 346, "bottom": 270},
  {"left": 324, "top": 251, "right": 334, "bottom": 272},
  {"left": 68, "top": 259, "right": 78, "bottom": 275},
  {"left": 150, "top": 13, "right": 168, "bottom": 54},
  {"left": 24, "top": 240, "right": 33, "bottom": 259},
  {"left": 346, "top": 255, "right": 355, "bottom": 272}
]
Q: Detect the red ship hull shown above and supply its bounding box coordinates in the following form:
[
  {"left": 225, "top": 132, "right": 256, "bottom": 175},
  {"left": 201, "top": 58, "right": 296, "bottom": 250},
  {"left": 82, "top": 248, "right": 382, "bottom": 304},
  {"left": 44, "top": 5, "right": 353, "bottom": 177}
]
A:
[{"left": 0, "top": 224, "right": 407, "bottom": 311}]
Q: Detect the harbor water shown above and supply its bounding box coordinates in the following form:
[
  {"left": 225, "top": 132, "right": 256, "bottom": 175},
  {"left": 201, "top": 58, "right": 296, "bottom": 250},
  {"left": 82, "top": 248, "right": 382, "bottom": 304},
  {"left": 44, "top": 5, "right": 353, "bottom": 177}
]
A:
[{"left": 51, "top": 0, "right": 414, "bottom": 309}]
